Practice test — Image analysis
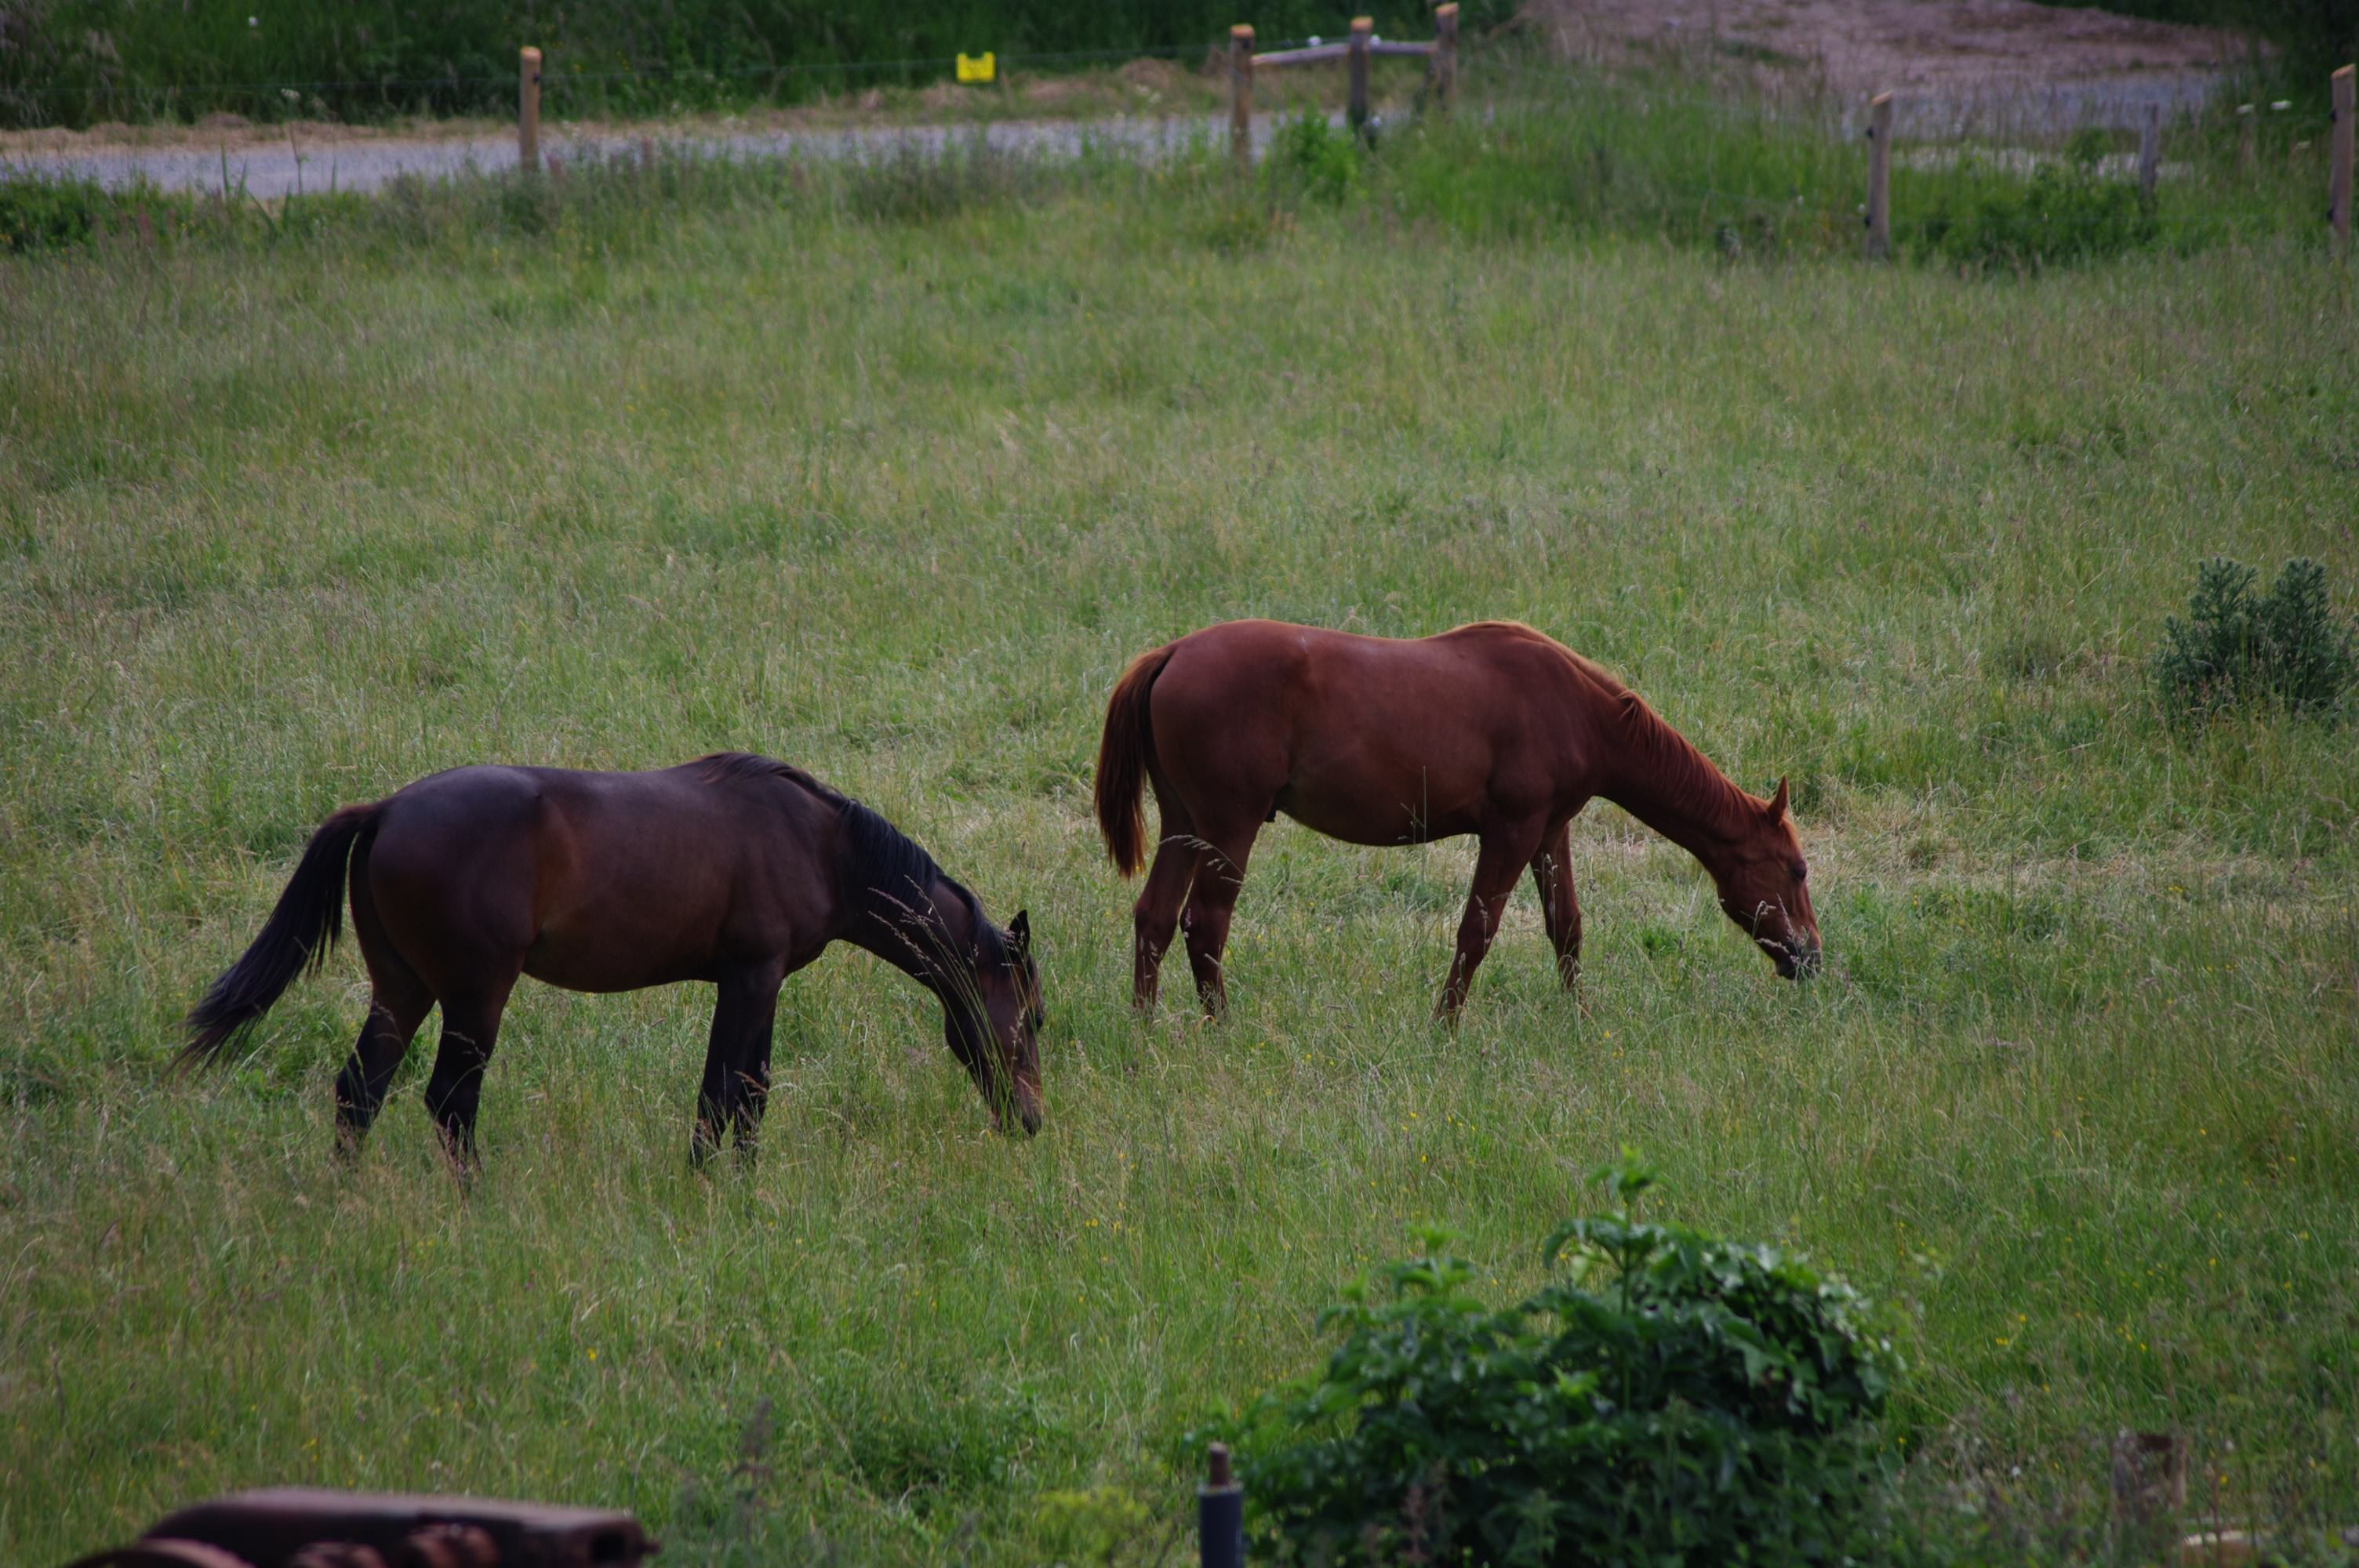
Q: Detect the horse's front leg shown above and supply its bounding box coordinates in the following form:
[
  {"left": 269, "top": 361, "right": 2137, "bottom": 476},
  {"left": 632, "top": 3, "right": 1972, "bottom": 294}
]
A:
[
  {"left": 694, "top": 960, "right": 787, "bottom": 1170},
  {"left": 1437, "top": 828, "right": 1543, "bottom": 1022}
]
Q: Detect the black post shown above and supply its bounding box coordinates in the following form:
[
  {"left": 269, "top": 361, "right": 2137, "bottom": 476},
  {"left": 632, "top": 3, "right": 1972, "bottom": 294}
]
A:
[{"left": 1199, "top": 1443, "right": 1244, "bottom": 1568}]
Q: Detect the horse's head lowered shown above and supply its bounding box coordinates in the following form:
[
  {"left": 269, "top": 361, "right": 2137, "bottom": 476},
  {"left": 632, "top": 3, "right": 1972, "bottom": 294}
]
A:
[
  {"left": 1709, "top": 779, "right": 1821, "bottom": 979},
  {"left": 945, "top": 908, "right": 1045, "bottom": 1135}
]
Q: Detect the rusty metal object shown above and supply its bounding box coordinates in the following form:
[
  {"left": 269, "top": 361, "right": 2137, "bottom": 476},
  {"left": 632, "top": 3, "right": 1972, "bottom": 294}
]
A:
[
  {"left": 286, "top": 1546, "right": 386, "bottom": 1568},
  {"left": 65, "top": 1542, "right": 260, "bottom": 1568},
  {"left": 2111, "top": 1429, "right": 2188, "bottom": 1529},
  {"left": 392, "top": 1525, "right": 497, "bottom": 1568},
  {"left": 64, "top": 1490, "right": 654, "bottom": 1568}
]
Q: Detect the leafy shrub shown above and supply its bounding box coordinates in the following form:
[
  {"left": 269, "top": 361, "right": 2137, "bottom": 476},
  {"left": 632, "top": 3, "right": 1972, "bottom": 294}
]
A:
[
  {"left": 1919, "top": 132, "right": 2159, "bottom": 270},
  {"left": 1211, "top": 1158, "right": 1903, "bottom": 1566},
  {"left": 1036, "top": 1485, "right": 1156, "bottom": 1564},
  {"left": 2155, "top": 557, "right": 2357, "bottom": 721},
  {"left": 1263, "top": 114, "right": 1366, "bottom": 206},
  {"left": 1, "top": 175, "right": 119, "bottom": 251},
  {"left": 0, "top": 172, "right": 294, "bottom": 252}
]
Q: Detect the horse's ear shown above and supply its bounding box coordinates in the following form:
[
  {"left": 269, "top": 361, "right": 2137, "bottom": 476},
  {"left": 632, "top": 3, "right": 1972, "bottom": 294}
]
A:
[
  {"left": 1767, "top": 777, "right": 1790, "bottom": 820},
  {"left": 1009, "top": 909, "right": 1030, "bottom": 956}
]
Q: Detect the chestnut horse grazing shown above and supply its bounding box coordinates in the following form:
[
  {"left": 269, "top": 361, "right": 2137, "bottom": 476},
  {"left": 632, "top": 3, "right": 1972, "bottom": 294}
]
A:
[
  {"left": 1094, "top": 620, "right": 1819, "bottom": 1018},
  {"left": 181, "top": 753, "right": 1043, "bottom": 1167}
]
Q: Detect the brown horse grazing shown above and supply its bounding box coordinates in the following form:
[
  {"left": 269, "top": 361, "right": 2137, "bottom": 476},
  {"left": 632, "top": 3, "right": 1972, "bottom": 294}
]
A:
[
  {"left": 180, "top": 753, "right": 1044, "bottom": 1167},
  {"left": 1094, "top": 619, "right": 1820, "bottom": 1018}
]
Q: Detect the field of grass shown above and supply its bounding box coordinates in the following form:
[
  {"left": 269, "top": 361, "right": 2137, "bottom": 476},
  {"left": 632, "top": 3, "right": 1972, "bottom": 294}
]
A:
[{"left": 2, "top": 112, "right": 2355, "bottom": 1564}]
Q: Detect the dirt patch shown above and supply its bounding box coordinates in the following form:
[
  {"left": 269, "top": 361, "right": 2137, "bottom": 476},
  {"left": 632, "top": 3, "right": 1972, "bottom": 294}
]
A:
[
  {"left": 1117, "top": 57, "right": 1189, "bottom": 94},
  {"left": 1020, "top": 74, "right": 1097, "bottom": 110},
  {"left": 0, "top": 114, "right": 507, "bottom": 155},
  {"left": 1530, "top": 0, "right": 2252, "bottom": 97}
]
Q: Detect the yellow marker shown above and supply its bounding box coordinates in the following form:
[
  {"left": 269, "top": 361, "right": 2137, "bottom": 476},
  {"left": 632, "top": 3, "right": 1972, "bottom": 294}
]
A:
[{"left": 956, "top": 51, "right": 996, "bottom": 84}]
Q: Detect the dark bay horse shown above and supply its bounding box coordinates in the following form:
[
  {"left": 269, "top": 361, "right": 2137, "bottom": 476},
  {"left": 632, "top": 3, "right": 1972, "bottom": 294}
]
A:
[
  {"left": 1093, "top": 620, "right": 1820, "bottom": 1018},
  {"left": 182, "top": 753, "right": 1043, "bottom": 1166}
]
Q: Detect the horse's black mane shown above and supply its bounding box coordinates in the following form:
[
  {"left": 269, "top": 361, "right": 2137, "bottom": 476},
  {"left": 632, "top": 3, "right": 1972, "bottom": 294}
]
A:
[
  {"left": 698, "top": 750, "right": 845, "bottom": 803},
  {"left": 696, "top": 752, "right": 1006, "bottom": 974}
]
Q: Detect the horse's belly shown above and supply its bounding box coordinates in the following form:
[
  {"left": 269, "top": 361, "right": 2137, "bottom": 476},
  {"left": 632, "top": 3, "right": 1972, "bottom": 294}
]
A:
[
  {"left": 522, "top": 907, "right": 722, "bottom": 993},
  {"left": 1277, "top": 778, "right": 1481, "bottom": 848}
]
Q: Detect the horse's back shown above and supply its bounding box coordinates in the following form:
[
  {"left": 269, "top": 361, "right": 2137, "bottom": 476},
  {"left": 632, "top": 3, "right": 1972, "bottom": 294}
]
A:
[
  {"left": 1158, "top": 618, "right": 1577, "bottom": 720},
  {"left": 1148, "top": 620, "right": 1583, "bottom": 842},
  {"left": 360, "top": 760, "right": 829, "bottom": 993}
]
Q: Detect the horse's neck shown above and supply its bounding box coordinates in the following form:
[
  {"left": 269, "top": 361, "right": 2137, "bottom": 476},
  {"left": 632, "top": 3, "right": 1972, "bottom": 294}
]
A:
[
  {"left": 1590, "top": 695, "right": 1751, "bottom": 864},
  {"left": 845, "top": 873, "right": 972, "bottom": 989}
]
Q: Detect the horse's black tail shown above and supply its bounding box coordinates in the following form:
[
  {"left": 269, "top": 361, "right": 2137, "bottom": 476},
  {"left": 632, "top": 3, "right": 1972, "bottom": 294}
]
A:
[{"left": 179, "top": 802, "right": 382, "bottom": 1067}]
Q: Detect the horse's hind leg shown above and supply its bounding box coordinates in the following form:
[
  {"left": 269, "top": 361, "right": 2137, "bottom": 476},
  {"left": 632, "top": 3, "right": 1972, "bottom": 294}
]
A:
[
  {"left": 1129, "top": 803, "right": 1202, "bottom": 1012},
  {"left": 1181, "top": 823, "right": 1260, "bottom": 1018},
  {"left": 334, "top": 853, "right": 434, "bottom": 1158},
  {"left": 1528, "top": 820, "right": 1583, "bottom": 991},
  {"left": 334, "top": 978, "right": 431, "bottom": 1160},
  {"left": 421, "top": 978, "right": 517, "bottom": 1174}
]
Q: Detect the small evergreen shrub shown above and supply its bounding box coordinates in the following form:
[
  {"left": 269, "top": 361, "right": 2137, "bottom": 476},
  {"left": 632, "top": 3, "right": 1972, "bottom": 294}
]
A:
[
  {"left": 1210, "top": 1159, "right": 1903, "bottom": 1567},
  {"left": 2155, "top": 557, "right": 2357, "bottom": 721}
]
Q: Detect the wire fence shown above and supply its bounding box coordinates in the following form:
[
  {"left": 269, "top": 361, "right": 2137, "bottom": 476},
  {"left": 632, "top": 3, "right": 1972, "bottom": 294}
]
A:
[
  {"left": 0, "top": 39, "right": 1280, "bottom": 117},
  {"left": 6, "top": 31, "right": 2346, "bottom": 265},
  {"left": 1456, "top": 49, "right": 2343, "bottom": 255}
]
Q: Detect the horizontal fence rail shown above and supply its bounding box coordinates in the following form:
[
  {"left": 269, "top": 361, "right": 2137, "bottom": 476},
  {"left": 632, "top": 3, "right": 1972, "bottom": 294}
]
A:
[{"left": 1236, "top": 5, "right": 1456, "bottom": 140}]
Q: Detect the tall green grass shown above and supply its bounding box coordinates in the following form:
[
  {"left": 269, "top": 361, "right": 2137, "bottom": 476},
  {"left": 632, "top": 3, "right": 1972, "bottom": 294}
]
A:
[{"left": 1, "top": 108, "right": 2354, "bottom": 1565}]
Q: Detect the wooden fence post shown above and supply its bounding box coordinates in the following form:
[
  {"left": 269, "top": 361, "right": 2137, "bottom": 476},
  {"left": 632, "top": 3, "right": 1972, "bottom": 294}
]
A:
[
  {"left": 2237, "top": 103, "right": 2255, "bottom": 174},
  {"left": 519, "top": 46, "right": 542, "bottom": 175},
  {"left": 1347, "top": 16, "right": 1372, "bottom": 136},
  {"left": 2332, "top": 64, "right": 2355, "bottom": 262},
  {"left": 1434, "top": 3, "right": 1458, "bottom": 114},
  {"left": 1230, "top": 25, "right": 1254, "bottom": 172},
  {"left": 1865, "top": 91, "right": 1892, "bottom": 259},
  {"left": 2138, "top": 100, "right": 2161, "bottom": 204}
]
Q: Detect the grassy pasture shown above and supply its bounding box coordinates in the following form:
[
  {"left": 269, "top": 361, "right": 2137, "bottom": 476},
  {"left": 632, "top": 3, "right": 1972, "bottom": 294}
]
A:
[{"left": 2, "top": 127, "right": 2356, "bottom": 1563}]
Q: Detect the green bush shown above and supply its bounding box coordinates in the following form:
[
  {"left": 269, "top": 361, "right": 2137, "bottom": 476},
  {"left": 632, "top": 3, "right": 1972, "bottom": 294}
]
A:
[
  {"left": 1918, "top": 132, "right": 2160, "bottom": 270},
  {"left": 0, "top": 172, "right": 375, "bottom": 253},
  {"left": 2156, "top": 557, "right": 2358, "bottom": 721},
  {"left": 1211, "top": 1159, "right": 1903, "bottom": 1567},
  {"left": 1263, "top": 114, "right": 1368, "bottom": 206},
  {"left": 0, "top": 176, "right": 116, "bottom": 252},
  {"left": 0, "top": 174, "right": 216, "bottom": 252}
]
